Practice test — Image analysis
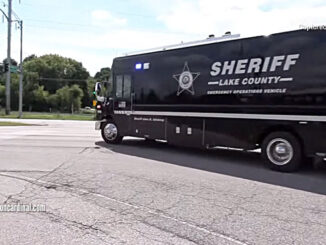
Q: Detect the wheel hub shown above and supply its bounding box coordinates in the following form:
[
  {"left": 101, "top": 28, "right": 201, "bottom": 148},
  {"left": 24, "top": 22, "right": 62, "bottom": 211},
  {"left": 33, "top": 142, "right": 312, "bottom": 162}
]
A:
[
  {"left": 104, "top": 123, "right": 118, "bottom": 141},
  {"left": 266, "top": 138, "right": 293, "bottom": 166}
]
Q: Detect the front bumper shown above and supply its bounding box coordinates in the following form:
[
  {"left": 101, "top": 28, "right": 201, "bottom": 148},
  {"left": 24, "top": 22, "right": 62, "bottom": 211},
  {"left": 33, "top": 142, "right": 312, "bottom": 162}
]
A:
[{"left": 95, "top": 120, "right": 106, "bottom": 130}]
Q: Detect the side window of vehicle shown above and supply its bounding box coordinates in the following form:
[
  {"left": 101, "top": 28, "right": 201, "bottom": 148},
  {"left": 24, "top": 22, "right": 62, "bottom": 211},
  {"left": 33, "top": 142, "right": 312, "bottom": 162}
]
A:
[
  {"left": 123, "top": 75, "right": 131, "bottom": 99},
  {"left": 107, "top": 75, "right": 113, "bottom": 97},
  {"left": 116, "top": 75, "right": 123, "bottom": 98}
]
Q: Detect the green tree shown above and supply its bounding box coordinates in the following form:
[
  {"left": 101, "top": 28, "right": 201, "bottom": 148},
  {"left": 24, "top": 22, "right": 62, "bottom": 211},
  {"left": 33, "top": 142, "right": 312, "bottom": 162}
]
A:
[
  {"left": 22, "top": 54, "right": 90, "bottom": 111},
  {"left": 22, "top": 71, "right": 40, "bottom": 111},
  {"left": 23, "top": 54, "right": 37, "bottom": 63},
  {"left": 0, "top": 84, "right": 5, "bottom": 108},
  {"left": 3, "top": 58, "right": 18, "bottom": 66},
  {"left": 69, "top": 84, "right": 84, "bottom": 113},
  {"left": 54, "top": 85, "right": 83, "bottom": 113},
  {"left": 32, "top": 86, "right": 49, "bottom": 111},
  {"left": 24, "top": 54, "right": 89, "bottom": 94},
  {"left": 10, "top": 74, "right": 20, "bottom": 111},
  {"left": 0, "top": 54, "right": 107, "bottom": 113},
  {"left": 87, "top": 77, "right": 96, "bottom": 104},
  {"left": 48, "top": 93, "right": 59, "bottom": 112},
  {"left": 55, "top": 86, "right": 70, "bottom": 112},
  {"left": 94, "top": 67, "right": 111, "bottom": 82}
]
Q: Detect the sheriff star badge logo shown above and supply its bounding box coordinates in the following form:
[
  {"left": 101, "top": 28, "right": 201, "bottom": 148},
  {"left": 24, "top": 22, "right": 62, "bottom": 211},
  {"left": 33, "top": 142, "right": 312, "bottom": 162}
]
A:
[{"left": 173, "top": 62, "right": 200, "bottom": 96}]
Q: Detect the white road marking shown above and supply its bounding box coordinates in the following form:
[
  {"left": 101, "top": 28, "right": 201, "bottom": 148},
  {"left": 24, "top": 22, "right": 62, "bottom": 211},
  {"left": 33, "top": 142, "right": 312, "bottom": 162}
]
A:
[{"left": 0, "top": 173, "right": 249, "bottom": 245}]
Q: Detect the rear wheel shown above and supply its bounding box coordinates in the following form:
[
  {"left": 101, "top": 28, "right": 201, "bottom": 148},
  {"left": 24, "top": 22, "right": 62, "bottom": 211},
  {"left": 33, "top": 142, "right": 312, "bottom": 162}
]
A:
[
  {"left": 262, "top": 132, "right": 302, "bottom": 172},
  {"left": 145, "top": 138, "right": 156, "bottom": 143},
  {"left": 101, "top": 121, "right": 123, "bottom": 144}
]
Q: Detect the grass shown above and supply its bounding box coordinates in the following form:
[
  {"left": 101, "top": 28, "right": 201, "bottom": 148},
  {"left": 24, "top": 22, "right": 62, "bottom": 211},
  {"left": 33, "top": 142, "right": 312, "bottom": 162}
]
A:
[
  {"left": 0, "top": 111, "right": 95, "bottom": 121},
  {"left": 0, "top": 121, "right": 32, "bottom": 126}
]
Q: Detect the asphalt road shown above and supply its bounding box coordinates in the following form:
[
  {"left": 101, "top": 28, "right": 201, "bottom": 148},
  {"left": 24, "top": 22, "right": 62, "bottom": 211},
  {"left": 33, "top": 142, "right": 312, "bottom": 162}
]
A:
[{"left": 0, "top": 119, "right": 326, "bottom": 245}]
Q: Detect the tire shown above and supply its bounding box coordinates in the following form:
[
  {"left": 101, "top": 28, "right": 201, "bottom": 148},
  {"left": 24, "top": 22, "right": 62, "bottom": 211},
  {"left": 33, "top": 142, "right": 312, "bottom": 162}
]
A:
[
  {"left": 101, "top": 121, "right": 123, "bottom": 144},
  {"left": 261, "top": 131, "right": 302, "bottom": 172},
  {"left": 144, "top": 138, "right": 156, "bottom": 143}
]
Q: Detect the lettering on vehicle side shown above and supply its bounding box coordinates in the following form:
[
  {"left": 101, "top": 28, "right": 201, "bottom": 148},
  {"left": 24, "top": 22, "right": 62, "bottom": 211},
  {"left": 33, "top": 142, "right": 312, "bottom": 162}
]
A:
[
  {"left": 207, "top": 54, "right": 300, "bottom": 95},
  {"left": 134, "top": 117, "right": 165, "bottom": 122},
  {"left": 210, "top": 54, "right": 300, "bottom": 76}
]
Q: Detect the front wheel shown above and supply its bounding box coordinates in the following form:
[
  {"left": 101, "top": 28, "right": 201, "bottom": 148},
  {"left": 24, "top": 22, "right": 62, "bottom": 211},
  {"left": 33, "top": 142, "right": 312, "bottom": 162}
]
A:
[
  {"left": 261, "top": 132, "right": 302, "bottom": 172},
  {"left": 101, "top": 121, "right": 123, "bottom": 144}
]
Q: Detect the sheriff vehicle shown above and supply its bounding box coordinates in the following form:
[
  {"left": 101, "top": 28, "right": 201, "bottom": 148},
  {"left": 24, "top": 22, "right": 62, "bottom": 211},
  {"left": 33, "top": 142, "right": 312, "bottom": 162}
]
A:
[{"left": 95, "top": 29, "right": 326, "bottom": 172}]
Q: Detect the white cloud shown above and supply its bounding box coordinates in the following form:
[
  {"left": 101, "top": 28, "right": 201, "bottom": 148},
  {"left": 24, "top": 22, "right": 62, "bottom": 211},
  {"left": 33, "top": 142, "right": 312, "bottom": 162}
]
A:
[
  {"left": 91, "top": 10, "right": 111, "bottom": 20},
  {"left": 155, "top": 0, "right": 326, "bottom": 37},
  {"left": 6, "top": 0, "right": 326, "bottom": 76},
  {"left": 48, "top": 29, "right": 192, "bottom": 51},
  {"left": 12, "top": 26, "right": 192, "bottom": 75},
  {"left": 91, "top": 10, "right": 127, "bottom": 27}
]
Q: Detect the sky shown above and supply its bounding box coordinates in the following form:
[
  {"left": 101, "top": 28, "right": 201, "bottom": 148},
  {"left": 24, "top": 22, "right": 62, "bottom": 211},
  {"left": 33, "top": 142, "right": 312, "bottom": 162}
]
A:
[{"left": 0, "top": 0, "right": 326, "bottom": 76}]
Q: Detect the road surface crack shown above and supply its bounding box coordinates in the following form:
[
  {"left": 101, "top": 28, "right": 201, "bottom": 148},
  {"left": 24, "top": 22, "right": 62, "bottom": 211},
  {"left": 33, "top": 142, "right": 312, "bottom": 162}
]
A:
[{"left": 0, "top": 173, "right": 249, "bottom": 245}]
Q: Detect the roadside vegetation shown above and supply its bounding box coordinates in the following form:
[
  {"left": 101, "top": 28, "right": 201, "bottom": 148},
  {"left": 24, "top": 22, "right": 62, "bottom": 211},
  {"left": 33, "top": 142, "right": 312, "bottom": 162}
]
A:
[
  {"left": 0, "top": 121, "right": 31, "bottom": 126},
  {"left": 0, "top": 111, "right": 94, "bottom": 121},
  {"left": 0, "top": 54, "right": 109, "bottom": 116}
]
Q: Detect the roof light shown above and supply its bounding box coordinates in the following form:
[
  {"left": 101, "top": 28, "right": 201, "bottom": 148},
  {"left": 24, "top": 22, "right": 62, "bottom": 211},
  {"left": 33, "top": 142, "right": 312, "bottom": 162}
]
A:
[
  {"left": 143, "top": 63, "right": 150, "bottom": 70},
  {"left": 135, "top": 63, "right": 142, "bottom": 70}
]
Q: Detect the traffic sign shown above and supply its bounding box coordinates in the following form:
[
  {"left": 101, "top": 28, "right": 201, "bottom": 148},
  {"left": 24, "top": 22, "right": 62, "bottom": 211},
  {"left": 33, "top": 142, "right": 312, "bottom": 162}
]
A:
[{"left": 10, "top": 66, "right": 18, "bottom": 73}]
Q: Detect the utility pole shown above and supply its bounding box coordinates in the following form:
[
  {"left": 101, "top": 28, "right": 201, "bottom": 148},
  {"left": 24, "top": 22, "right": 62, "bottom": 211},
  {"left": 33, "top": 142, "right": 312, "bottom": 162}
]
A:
[
  {"left": 18, "top": 20, "right": 23, "bottom": 118},
  {"left": 5, "top": 0, "right": 12, "bottom": 115}
]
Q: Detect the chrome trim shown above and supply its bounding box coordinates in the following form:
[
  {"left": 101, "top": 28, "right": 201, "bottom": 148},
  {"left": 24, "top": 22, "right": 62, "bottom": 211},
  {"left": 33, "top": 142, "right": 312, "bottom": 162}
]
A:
[
  {"left": 113, "top": 110, "right": 326, "bottom": 122},
  {"left": 316, "top": 153, "right": 326, "bottom": 157},
  {"left": 95, "top": 120, "right": 106, "bottom": 130},
  {"left": 103, "top": 123, "right": 118, "bottom": 141},
  {"left": 266, "top": 138, "right": 294, "bottom": 166}
]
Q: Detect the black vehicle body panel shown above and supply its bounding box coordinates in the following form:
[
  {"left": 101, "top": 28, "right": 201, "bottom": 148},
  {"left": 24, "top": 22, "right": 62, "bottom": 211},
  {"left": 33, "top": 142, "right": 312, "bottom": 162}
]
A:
[{"left": 100, "top": 29, "right": 326, "bottom": 156}]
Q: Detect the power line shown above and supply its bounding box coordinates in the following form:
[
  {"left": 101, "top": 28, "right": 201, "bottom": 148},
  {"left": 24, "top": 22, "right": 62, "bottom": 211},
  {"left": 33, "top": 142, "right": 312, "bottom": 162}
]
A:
[
  {"left": 25, "top": 18, "right": 94, "bottom": 27},
  {"left": 19, "top": 2, "right": 156, "bottom": 18},
  {"left": 24, "top": 24, "right": 96, "bottom": 33},
  {"left": 22, "top": 23, "right": 195, "bottom": 37},
  {"left": 2, "top": 5, "right": 195, "bottom": 36},
  {"left": 11, "top": 9, "right": 20, "bottom": 20},
  {"left": 39, "top": 77, "right": 88, "bottom": 82}
]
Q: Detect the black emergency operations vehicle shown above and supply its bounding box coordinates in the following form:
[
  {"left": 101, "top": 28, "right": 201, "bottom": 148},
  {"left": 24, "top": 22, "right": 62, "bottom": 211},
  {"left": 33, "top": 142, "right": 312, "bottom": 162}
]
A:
[{"left": 95, "top": 29, "right": 326, "bottom": 172}]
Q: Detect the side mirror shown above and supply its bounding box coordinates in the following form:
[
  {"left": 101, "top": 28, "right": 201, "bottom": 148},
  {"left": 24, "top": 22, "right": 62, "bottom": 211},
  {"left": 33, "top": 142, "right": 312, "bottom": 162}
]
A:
[
  {"left": 94, "top": 82, "right": 105, "bottom": 103},
  {"left": 94, "top": 82, "right": 102, "bottom": 95}
]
